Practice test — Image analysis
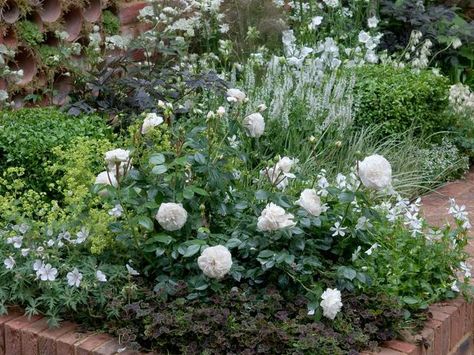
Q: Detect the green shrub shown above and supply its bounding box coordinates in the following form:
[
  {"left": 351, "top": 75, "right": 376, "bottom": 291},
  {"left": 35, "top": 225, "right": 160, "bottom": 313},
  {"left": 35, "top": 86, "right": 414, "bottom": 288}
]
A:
[
  {"left": 16, "top": 20, "right": 44, "bottom": 46},
  {"left": 0, "top": 108, "right": 110, "bottom": 197},
  {"left": 353, "top": 65, "right": 452, "bottom": 137},
  {"left": 102, "top": 10, "right": 120, "bottom": 36}
]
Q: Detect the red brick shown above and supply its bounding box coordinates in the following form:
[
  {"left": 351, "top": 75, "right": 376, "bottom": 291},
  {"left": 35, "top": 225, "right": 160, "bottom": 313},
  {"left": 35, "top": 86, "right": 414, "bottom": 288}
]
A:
[
  {"left": 430, "top": 304, "right": 463, "bottom": 351},
  {"left": 384, "top": 340, "right": 420, "bottom": 355},
  {"left": 38, "top": 321, "right": 77, "bottom": 355},
  {"left": 92, "top": 339, "right": 123, "bottom": 355},
  {"left": 21, "top": 318, "right": 49, "bottom": 355},
  {"left": 418, "top": 326, "right": 435, "bottom": 355},
  {"left": 76, "top": 333, "right": 113, "bottom": 355},
  {"left": 378, "top": 348, "right": 406, "bottom": 355},
  {"left": 4, "top": 315, "right": 42, "bottom": 355},
  {"left": 0, "top": 310, "right": 23, "bottom": 355},
  {"left": 56, "top": 330, "right": 87, "bottom": 355},
  {"left": 425, "top": 318, "right": 447, "bottom": 355}
]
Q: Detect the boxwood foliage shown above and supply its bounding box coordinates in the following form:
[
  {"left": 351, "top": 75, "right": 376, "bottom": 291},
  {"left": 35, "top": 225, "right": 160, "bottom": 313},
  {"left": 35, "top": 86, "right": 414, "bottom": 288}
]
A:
[
  {"left": 0, "top": 108, "right": 110, "bottom": 197},
  {"left": 353, "top": 65, "right": 452, "bottom": 137}
]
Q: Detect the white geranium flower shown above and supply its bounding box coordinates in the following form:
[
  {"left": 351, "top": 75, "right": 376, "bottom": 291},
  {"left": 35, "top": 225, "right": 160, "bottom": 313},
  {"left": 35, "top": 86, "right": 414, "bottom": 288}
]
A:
[
  {"left": 105, "top": 148, "right": 130, "bottom": 165},
  {"left": 460, "top": 262, "right": 471, "bottom": 278},
  {"left": 4, "top": 257, "right": 15, "bottom": 270},
  {"left": 142, "top": 113, "right": 164, "bottom": 134},
  {"left": 95, "top": 171, "right": 118, "bottom": 187},
  {"left": 66, "top": 268, "right": 83, "bottom": 287},
  {"left": 96, "top": 270, "right": 107, "bottom": 282},
  {"left": 76, "top": 227, "right": 89, "bottom": 244},
  {"left": 367, "top": 16, "right": 379, "bottom": 28},
  {"left": 452, "top": 38, "right": 462, "bottom": 49},
  {"left": 156, "top": 203, "right": 188, "bottom": 231},
  {"left": 358, "top": 154, "right": 392, "bottom": 190},
  {"left": 39, "top": 264, "right": 58, "bottom": 281},
  {"left": 322, "top": 0, "right": 339, "bottom": 8},
  {"left": 351, "top": 246, "right": 362, "bottom": 261},
  {"left": 108, "top": 204, "right": 124, "bottom": 218},
  {"left": 358, "top": 31, "right": 371, "bottom": 43},
  {"left": 330, "top": 222, "right": 347, "bottom": 237},
  {"left": 21, "top": 248, "right": 30, "bottom": 257},
  {"left": 197, "top": 245, "right": 233, "bottom": 279},
  {"left": 257, "top": 203, "right": 295, "bottom": 231},
  {"left": 451, "top": 280, "right": 460, "bottom": 292},
  {"left": 126, "top": 264, "right": 140, "bottom": 276},
  {"left": 243, "top": 113, "right": 265, "bottom": 138},
  {"left": 7, "top": 236, "right": 23, "bottom": 248},
  {"left": 226, "top": 88, "right": 247, "bottom": 103},
  {"left": 309, "top": 16, "right": 323, "bottom": 30},
  {"left": 320, "top": 288, "right": 342, "bottom": 320},
  {"left": 365, "top": 243, "right": 380, "bottom": 255},
  {"left": 33, "top": 259, "right": 44, "bottom": 272},
  {"left": 296, "top": 189, "right": 322, "bottom": 216},
  {"left": 356, "top": 216, "right": 372, "bottom": 230}
]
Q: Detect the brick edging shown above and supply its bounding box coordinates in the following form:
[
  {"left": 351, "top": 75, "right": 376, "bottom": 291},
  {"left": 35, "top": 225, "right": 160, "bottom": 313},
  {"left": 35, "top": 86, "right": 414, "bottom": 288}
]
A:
[
  {"left": 362, "top": 297, "right": 473, "bottom": 354},
  {"left": 0, "top": 308, "right": 143, "bottom": 355}
]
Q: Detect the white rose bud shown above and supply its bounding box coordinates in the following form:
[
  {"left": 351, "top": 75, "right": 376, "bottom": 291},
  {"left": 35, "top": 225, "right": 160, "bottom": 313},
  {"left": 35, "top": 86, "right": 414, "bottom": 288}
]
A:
[
  {"left": 95, "top": 171, "right": 118, "bottom": 187},
  {"left": 243, "top": 113, "right": 265, "bottom": 138},
  {"left": 276, "top": 156, "right": 295, "bottom": 173},
  {"left": 142, "top": 113, "right": 164, "bottom": 134},
  {"left": 226, "top": 88, "right": 246, "bottom": 103},
  {"left": 257, "top": 103, "right": 267, "bottom": 112},
  {"left": 296, "top": 189, "right": 322, "bottom": 216},
  {"left": 358, "top": 154, "right": 392, "bottom": 190},
  {"left": 105, "top": 149, "right": 130, "bottom": 165},
  {"left": 155, "top": 203, "right": 188, "bottom": 231},
  {"left": 257, "top": 203, "right": 295, "bottom": 231},
  {"left": 320, "top": 288, "right": 343, "bottom": 320},
  {"left": 216, "top": 106, "right": 226, "bottom": 117},
  {"left": 197, "top": 245, "right": 233, "bottom": 279}
]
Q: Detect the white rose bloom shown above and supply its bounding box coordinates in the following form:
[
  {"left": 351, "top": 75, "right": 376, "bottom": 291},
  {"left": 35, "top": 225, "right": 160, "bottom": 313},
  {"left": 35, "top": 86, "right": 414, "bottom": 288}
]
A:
[
  {"left": 226, "top": 88, "right": 246, "bottom": 103},
  {"left": 142, "top": 113, "right": 164, "bottom": 134},
  {"left": 276, "top": 156, "right": 296, "bottom": 173},
  {"left": 320, "top": 288, "right": 343, "bottom": 320},
  {"left": 95, "top": 171, "right": 118, "bottom": 187},
  {"left": 197, "top": 245, "right": 233, "bottom": 279},
  {"left": 358, "top": 154, "right": 392, "bottom": 190},
  {"left": 105, "top": 149, "right": 130, "bottom": 165},
  {"left": 243, "top": 113, "right": 265, "bottom": 138},
  {"left": 296, "top": 189, "right": 322, "bottom": 216},
  {"left": 257, "top": 203, "right": 296, "bottom": 231},
  {"left": 156, "top": 203, "right": 188, "bottom": 231}
]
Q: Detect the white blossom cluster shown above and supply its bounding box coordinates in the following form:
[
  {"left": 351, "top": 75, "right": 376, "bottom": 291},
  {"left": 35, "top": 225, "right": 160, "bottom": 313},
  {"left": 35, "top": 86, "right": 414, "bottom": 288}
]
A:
[{"left": 449, "top": 83, "right": 474, "bottom": 116}]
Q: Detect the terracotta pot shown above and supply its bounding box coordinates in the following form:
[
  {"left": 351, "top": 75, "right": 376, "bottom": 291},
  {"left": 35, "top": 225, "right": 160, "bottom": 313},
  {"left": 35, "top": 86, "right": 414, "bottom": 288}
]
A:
[
  {"left": 52, "top": 73, "right": 73, "bottom": 106},
  {"left": 1, "top": 0, "right": 20, "bottom": 24},
  {"left": 83, "top": 0, "right": 102, "bottom": 22},
  {"left": 39, "top": 0, "right": 62, "bottom": 23},
  {"left": 63, "top": 7, "right": 83, "bottom": 42},
  {"left": 12, "top": 94, "right": 25, "bottom": 109},
  {"left": 0, "top": 79, "right": 7, "bottom": 91},
  {"left": 28, "top": 12, "right": 45, "bottom": 32},
  {"left": 118, "top": 1, "right": 148, "bottom": 25},
  {"left": 11, "top": 47, "right": 37, "bottom": 86},
  {"left": 29, "top": 0, "right": 43, "bottom": 6},
  {"left": 0, "top": 26, "right": 18, "bottom": 48}
]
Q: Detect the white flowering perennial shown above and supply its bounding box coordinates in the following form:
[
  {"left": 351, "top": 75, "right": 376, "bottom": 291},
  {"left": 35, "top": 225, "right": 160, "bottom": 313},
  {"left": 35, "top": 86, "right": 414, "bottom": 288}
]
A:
[
  {"left": 320, "top": 288, "right": 343, "bottom": 320},
  {"left": 358, "top": 154, "right": 392, "bottom": 190},
  {"left": 448, "top": 198, "right": 471, "bottom": 230},
  {"left": 142, "top": 113, "right": 164, "bottom": 134},
  {"left": 155, "top": 203, "right": 188, "bottom": 231},
  {"left": 296, "top": 189, "right": 322, "bottom": 216},
  {"left": 243, "top": 113, "right": 265, "bottom": 138},
  {"left": 226, "top": 88, "right": 247, "bottom": 103},
  {"left": 197, "top": 245, "right": 233, "bottom": 279},
  {"left": 449, "top": 83, "right": 474, "bottom": 116},
  {"left": 257, "top": 203, "right": 296, "bottom": 231}
]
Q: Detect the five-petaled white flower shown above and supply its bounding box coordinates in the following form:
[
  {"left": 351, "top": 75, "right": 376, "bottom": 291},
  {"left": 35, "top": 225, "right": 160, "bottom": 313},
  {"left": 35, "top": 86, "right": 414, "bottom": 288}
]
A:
[
  {"left": 257, "top": 203, "right": 296, "bottom": 231},
  {"left": 66, "top": 268, "right": 83, "bottom": 287},
  {"left": 126, "top": 264, "right": 140, "bottom": 276},
  {"left": 156, "top": 203, "right": 188, "bottom": 231},
  {"left": 76, "top": 227, "right": 89, "bottom": 244},
  {"left": 108, "top": 204, "right": 124, "bottom": 218},
  {"left": 38, "top": 264, "right": 58, "bottom": 281},
  {"left": 367, "top": 16, "right": 379, "bottom": 28},
  {"left": 4, "top": 256, "right": 15, "bottom": 270},
  {"left": 142, "top": 113, "right": 164, "bottom": 134},
  {"left": 330, "top": 222, "right": 347, "bottom": 237},
  {"left": 320, "top": 288, "right": 343, "bottom": 320},
  {"left": 365, "top": 243, "right": 380, "bottom": 256},
  {"left": 296, "top": 189, "right": 322, "bottom": 216},
  {"left": 197, "top": 245, "right": 233, "bottom": 279},
  {"left": 96, "top": 270, "right": 107, "bottom": 282},
  {"left": 358, "top": 154, "right": 392, "bottom": 190},
  {"left": 243, "top": 113, "right": 265, "bottom": 138}
]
